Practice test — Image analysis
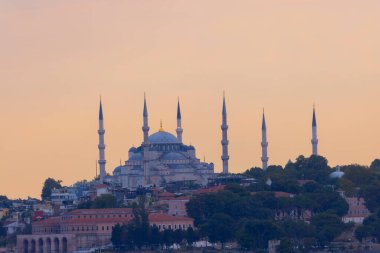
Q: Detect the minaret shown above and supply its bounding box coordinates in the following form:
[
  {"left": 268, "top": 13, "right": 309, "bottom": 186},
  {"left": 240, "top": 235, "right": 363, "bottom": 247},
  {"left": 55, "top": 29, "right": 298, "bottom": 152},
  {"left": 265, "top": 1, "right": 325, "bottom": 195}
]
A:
[
  {"left": 98, "top": 98, "right": 106, "bottom": 182},
  {"left": 142, "top": 94, "right": 150, "bottom": 144},
  {"left": 142, "top": 94, "right": 150, "bottom": 185},
  {"left": 221, "top": 93, "right": 229, "bottom": 174},
  {"left": 261, "top": 110, "right": 269, "bottom": 170},
  {"left": 176, "top": 99, "right": 183, "bottom": 143},
  {"left": 311, "top": 106, "right": 318, "bottom": 156}
]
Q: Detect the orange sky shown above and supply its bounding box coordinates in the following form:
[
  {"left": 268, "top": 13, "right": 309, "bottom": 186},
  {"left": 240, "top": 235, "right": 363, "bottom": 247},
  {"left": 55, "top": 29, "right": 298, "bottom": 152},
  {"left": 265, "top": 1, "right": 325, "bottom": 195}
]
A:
[{"left": 0, "top": 0, "right": 379, "bottom": 199}]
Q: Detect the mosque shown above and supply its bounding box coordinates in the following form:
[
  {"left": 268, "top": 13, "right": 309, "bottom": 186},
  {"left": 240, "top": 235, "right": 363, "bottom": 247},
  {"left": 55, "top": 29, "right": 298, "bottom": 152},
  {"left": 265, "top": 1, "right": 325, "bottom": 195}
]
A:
[
  {"left": 96, "top": 95, "right": 319, "bottom": 189},
  {"left": 97, "top": 96, "right": 220, "bottom": 188}
]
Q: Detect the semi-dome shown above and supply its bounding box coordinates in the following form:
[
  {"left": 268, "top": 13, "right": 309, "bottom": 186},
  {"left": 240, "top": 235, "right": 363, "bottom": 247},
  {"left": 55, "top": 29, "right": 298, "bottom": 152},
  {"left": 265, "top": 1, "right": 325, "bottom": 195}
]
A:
[
  {"left": 129, "top": 153, "right": 143, "bottom": 161},
  {"left": 129, "top": 147, "right": 137, "bottom": 152},
  {"left": 162, "top": 152, "right": 187, "bottom": 160},
  {"left": 113, "top": 166, "right": 123, "bottom": 174},
  {"left": 149, "top": 131, "right": 179, "bottom": 144}
]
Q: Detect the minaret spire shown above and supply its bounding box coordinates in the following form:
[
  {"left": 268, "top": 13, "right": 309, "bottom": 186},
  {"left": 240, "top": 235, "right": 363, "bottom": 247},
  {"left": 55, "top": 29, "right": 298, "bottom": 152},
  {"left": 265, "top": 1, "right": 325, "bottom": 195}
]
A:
[
  {"left": 176, "top": 98, "right": 183, "bottom": 143},
  {"left": 311, "top": 105, "right": 318, "bottom": 156},
  {"left": 221, "top": 92, "right": 229, "bottom": 174},
  {"left": 142, "top": 93, "right": 150, "bottom": 144},
  {"left": 98, "top": 98, "right": 106, "bottom": 182},
  {"left": 261, "top": 109, "right": 269, "bottom": 170},
  {"left": 142, "top": 93, "right": 150, "bottom": 186}
]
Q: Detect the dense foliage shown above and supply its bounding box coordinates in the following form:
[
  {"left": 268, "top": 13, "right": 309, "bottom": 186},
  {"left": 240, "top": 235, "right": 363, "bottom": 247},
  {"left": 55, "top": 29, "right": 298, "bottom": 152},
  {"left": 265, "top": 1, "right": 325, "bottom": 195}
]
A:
[
  {"left": 187, "top": 185, "right": 349, "bottom": 251},
  {"left": 339, "top": 162, "right": 380, "bottom": 242},
  {"left": 111, "top": 206, "right": 199, "bottom": 250},
  {"left": 41, "top": 178, "right": 62, "bottom": 200},
  {"left": 0, "top": 196, "right": 11, "bottom": 208},
  {"left": 355, "top": 210, "right": 380, "bottom": 242},
  {"left": 186, "top": 155, "right": 352, "bottom": 251},
  {"left": 77, "top": 194, "right": 117, "bottom": 209}
]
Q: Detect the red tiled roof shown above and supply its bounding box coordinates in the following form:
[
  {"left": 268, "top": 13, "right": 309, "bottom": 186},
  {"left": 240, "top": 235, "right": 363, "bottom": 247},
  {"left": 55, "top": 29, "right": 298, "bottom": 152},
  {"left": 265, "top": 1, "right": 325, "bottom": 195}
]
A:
[
  {"left": 95, "top": 184, "right": 108, "bottom": 189},
  {"left": 158, "top": 192, "right": 176, "bottom": 197},
  {"left": 69, "top": 208, "right": 132, "bottom": 214},
  {"left": 168, "top": 196, "right": 191, "bottom": 201},
  {"left": 195, "top": 185, "right": 225, "bottom": 195},
  {"left": 149, "top": 213, "right": 193, "bottom": 222},
  {"left": 62, "top": 217, "right": 132, "bottom": 225},
  {"left": 297, "top": 180, "right": 315, "bottom": 186},
  {"left": 33, "top": 217, "right": 61, "bottom": 226}
]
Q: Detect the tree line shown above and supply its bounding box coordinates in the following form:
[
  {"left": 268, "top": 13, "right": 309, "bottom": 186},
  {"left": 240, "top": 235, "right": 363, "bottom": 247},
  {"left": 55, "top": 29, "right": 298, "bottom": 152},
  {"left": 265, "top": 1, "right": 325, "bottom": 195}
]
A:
[{"left": 111, "top": 206, "right": 199, "bottom": 250}]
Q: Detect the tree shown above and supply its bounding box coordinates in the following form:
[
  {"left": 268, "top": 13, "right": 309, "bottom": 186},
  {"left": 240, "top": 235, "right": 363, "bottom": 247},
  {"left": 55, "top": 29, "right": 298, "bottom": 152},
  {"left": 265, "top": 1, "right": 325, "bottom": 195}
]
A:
[
  {"left": 370, "top": 159, "right": 380, "bottom": 172},
  {"left": 311, "top": 212, "right": 347, "bottom": 245},
  {"left": 111, "top": 223, "right": 123, "bottom": 248},
  {"left": 41, "top": 178, "right": 62, "bottom": 200},
  {"left": 236, "top": 219, "right": 280, "bottom": 250},
  {"left": 355, "top": 211, "right": 380, "bottom": 242},
  {"left": 0, "top": 196, "right": 10, "bottom": 208},
  {"left": 288, "top": 155, "right": 332, "bottom": 184},
  {"left": 162, "top": 229, "right": 175, "bottom": 247},
  {"left": 205, "top": 213, "right": 235, "bottom": 248},
  {"left": 185, "top": 227, "right": 199, "bottom": 247},
  {"left": 173, "top": 229, "right": 184, "bottom": 246},
  {"left": 341, "top": 165, "right": 374, "bottom": 186},
  {"left": 359, "top": 183, "right": 380, "bottom": 212},
  {"left": 277, "top": 238, "right": 295, "bottom": 253},
  {"left": 78, "top": 194, "right": 117, "bottom": 209},
  {"left": 149, "top": 225, "right": 162, "bottom": 249},
  {"left": 92, "top": 194, "right": 117, "bottom": 208}
]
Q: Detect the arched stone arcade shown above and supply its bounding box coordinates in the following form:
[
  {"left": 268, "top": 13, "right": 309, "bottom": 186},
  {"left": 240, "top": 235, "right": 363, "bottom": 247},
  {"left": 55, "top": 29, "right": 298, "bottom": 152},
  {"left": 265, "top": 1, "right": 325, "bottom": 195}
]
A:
[{"left": 17, "top": 235, "right": 73, "bottom": 253}]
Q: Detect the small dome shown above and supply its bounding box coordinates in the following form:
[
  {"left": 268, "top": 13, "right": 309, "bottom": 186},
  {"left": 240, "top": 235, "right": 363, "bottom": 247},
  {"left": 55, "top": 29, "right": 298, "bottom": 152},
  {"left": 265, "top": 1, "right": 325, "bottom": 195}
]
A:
[
  {"left": 149, "top": 131, "right": 179, "bottom": 144},
  {"left": 162, "top": 152, "right": 187, "bottom": 160},
  {"left": 129, "top": 153, "right": 143, "bottom": 161},
  {"left": 113, "top": 166, "right": 123, "bottom": 174},
  {"left": 330, "top": 166, "right": 345, "bottom": 179},
  {"left": 129, "top": 147, "right": 137, "bottom": 152}
]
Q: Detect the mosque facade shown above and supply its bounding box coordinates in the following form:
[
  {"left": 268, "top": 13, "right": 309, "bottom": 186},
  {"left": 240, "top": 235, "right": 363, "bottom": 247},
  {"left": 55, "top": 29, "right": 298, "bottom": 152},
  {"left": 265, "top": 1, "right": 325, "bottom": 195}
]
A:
[{"left": 98, "top": 97, "right": 217, "bottom": 189}]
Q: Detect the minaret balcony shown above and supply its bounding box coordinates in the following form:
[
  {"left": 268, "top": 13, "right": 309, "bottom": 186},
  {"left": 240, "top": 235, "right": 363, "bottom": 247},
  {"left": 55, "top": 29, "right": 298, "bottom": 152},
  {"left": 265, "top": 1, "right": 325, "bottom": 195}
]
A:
[
  {"left": 221, "top": 140, "right": 229, "bottom": 145},
  {"left": 221, "top": 155, "right": 230, "bottom": 160},
  {"left": 98, "top": 130, "right": 105, "bottom": 134}
]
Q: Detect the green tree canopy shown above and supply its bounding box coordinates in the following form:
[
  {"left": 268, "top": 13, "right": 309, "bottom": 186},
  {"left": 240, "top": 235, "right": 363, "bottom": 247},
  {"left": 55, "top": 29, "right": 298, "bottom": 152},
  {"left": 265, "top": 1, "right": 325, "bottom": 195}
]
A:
[
  {"left": 78, "top": 194, "right": 117, "bottom": 209},
  {"left": 41, "top": 178, "right": 62, "bottom": 200}
]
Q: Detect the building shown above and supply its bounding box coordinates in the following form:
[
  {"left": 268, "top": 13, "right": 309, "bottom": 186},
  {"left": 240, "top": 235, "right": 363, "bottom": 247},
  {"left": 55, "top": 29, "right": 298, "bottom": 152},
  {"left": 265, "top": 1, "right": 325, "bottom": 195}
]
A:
[
  {"left": 109, "top": 97, "right": 215, "bottom": 189},
  {"left": 17, "top": 208, "right": 194, "bottom": 253},
  {"left": 51, "top": 187, "right": 78, "bottom": 210},
  {"left": 168, "top": 196, "right": 191, "bottom": 216},
  {"left": 0, "top": 208, "right": 9, "bottom": 219},
  {"left": 342, "top": 196, "right": 371, "bottom": 224}
]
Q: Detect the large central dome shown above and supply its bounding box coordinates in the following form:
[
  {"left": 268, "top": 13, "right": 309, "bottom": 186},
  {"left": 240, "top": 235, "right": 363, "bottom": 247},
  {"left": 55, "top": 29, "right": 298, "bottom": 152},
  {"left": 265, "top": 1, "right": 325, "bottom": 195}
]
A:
[{"left": 149, "top": 131, "right": 179, "bottom": 144}]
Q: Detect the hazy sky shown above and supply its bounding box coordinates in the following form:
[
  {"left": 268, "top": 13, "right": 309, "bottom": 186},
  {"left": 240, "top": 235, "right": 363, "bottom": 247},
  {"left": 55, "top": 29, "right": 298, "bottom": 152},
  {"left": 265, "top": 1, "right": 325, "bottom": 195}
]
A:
[{"left": 0, "top": 0, "right": 379, "bottom": 198}]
